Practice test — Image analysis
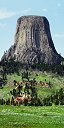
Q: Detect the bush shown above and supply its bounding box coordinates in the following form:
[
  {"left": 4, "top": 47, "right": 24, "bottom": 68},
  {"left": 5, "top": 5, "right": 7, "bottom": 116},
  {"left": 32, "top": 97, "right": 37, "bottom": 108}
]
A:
[
  {"left": 0, "top": 98, "right": 5, "bottom": 105},
  {"left": 6, "top": 98, "right": 10, "bottom": 105}
]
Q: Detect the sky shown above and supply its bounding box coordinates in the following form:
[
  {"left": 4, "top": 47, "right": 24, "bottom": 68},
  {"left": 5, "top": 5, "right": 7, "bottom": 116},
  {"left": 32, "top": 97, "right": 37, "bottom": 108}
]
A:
[{"left": 0, "top": 0, "right": 64, "bottom": 60}]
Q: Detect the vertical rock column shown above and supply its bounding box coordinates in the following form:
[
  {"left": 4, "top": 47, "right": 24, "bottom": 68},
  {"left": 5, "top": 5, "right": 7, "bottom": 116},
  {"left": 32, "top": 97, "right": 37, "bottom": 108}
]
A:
[{"left": 2, "top": 16, "right": 62, "bottom": 64}]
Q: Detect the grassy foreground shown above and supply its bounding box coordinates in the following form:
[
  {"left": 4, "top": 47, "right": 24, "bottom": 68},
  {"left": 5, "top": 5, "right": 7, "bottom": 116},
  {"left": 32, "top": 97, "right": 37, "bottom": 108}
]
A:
[{"left": 0, "top": 105, "right": 64, "bottom": 128}]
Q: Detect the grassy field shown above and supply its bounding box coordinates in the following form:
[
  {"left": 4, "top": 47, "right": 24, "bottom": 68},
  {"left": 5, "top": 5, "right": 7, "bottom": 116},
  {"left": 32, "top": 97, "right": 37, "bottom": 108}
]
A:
[
  {"left": 0, "top": 105, "right": 64, "bottom": 128},
  {"left": 0, "top": 72, "right": 64, "bottom": 128},
  {"left": 0, "top": 71, "right": 64, "bottom": 100}
]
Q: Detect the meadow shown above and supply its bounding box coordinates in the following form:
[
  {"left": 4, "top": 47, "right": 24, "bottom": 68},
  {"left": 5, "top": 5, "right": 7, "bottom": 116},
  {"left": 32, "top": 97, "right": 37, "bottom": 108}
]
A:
[
  {"left": 0, "top": 71, "right": 64, "bottom": 100},
  {"left": 0, "top": 71, "right": 64, "bottom": 128},
  {"left": 0, "top": 105, "right": 64, "bottom": 128}
]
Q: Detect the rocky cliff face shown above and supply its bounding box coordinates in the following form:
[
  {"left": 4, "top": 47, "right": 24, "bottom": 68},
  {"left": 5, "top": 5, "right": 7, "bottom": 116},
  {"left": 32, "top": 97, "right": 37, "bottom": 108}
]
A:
[{"left": 2, "top": 16, "right": 62, "bottom": 64}]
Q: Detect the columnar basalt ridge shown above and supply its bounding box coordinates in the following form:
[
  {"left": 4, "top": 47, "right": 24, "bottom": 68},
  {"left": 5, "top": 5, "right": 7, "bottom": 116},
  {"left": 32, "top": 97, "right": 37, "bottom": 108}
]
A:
[{"left": 2, "top": 15, "right": 62, "bottom": 64}]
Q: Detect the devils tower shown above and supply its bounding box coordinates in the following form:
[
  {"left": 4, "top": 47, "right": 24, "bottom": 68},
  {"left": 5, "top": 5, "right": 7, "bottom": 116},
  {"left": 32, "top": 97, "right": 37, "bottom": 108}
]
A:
[{"left": 2, "top": 16, "right": 62, "bottom": 64}]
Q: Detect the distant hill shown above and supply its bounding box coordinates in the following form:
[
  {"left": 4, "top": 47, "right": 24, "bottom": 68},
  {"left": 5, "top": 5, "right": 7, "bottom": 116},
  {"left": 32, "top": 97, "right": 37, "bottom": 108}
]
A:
[{"left": 1, "top": 15, "right": 63, "bottom": 64}]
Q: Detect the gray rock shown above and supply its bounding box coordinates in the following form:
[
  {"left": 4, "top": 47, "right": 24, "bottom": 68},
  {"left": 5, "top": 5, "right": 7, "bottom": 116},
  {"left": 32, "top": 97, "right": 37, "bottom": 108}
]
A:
[{"left": 2, "top": 15, "right": 62, "bottom": 64}]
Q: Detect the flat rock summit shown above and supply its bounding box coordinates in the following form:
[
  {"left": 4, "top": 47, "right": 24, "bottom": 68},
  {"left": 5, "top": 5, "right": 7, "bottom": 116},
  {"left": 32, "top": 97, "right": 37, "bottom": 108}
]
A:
[{"left": 2, "top": 16, "right": 62, "bottom": 64}]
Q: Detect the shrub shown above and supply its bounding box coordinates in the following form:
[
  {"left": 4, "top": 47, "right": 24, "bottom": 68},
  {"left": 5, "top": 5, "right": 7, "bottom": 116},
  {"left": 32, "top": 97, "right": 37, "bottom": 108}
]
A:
[{"left": 6, "top": 98, "right": 10, "bottom": 105}]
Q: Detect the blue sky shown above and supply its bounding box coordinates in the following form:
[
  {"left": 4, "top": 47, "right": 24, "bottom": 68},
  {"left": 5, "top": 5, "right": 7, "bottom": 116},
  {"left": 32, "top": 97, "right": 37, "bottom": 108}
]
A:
[{"left": 0, "top": 0, "right": 64, "bottom": 60}]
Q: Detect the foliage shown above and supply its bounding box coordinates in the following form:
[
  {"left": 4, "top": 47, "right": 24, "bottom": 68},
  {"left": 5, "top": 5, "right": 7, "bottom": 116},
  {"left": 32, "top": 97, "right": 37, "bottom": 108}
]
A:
[{"left": 1, "top": 59, "right": 64, "bottom": 76}]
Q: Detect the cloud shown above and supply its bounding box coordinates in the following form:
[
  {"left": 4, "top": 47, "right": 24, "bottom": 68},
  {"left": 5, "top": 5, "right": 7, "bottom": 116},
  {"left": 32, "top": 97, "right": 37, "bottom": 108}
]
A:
[
  {"left": 0, "top": 9, "right": 16, "bottom": 19},
  {"left": 0, "top": 8, "right": 32, "bottom": 19},
  {"left": 0, "top": 23, "right": 6, "bottom": 28},
  {"left": 54, "top": 34, "right": 64, "bottom": 38},
  {"left": 18, "top": 8, "right": 32, "bottom": 15},
  {"left": 42, "top": 8, "right": 47, "bottom": 12}
]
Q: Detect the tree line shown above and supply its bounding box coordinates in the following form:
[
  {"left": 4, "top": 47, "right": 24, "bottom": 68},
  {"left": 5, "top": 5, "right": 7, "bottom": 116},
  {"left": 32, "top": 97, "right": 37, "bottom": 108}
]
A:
[{"left": 0, "top": 59, "right": 64, "bottom": 75}]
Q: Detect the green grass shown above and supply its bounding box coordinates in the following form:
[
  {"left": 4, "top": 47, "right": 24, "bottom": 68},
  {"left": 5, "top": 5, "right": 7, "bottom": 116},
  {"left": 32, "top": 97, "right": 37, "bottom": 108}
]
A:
[
  {"left": 0, "top": 72, "right": 64, "bottom": 128},
  {"left": 0, "top": 105, "right": 64, "bottom": 128},
  {"left": 0, "top": 72, "right": 64, "bottom": 99},
  {"left": 0, "top": 85, "right": 14, "bottom": 99}
]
